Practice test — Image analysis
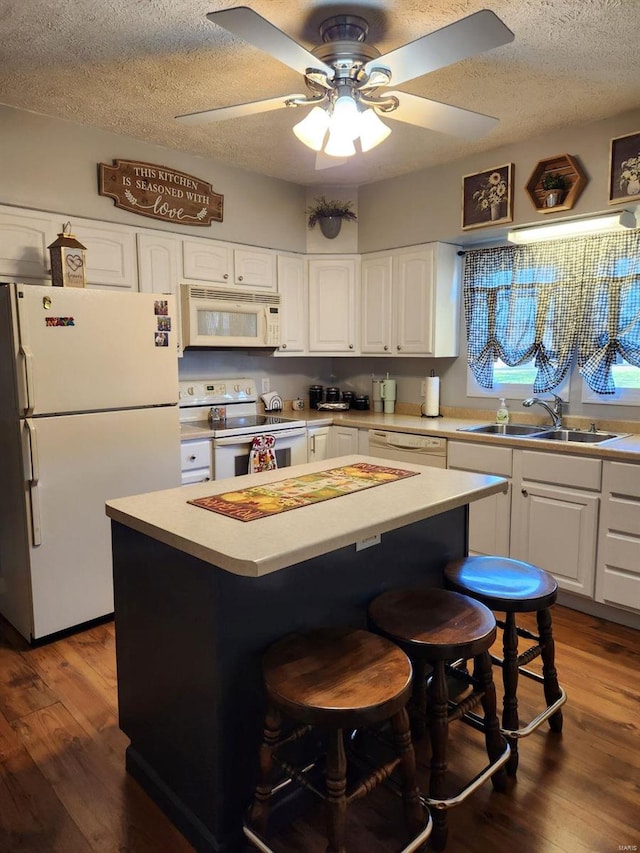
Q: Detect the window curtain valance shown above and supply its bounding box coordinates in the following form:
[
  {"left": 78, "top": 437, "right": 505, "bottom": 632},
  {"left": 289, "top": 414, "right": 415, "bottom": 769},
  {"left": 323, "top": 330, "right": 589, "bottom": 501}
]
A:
[{"left": 464, "top": 230, "right": 640, "bottom": 393}]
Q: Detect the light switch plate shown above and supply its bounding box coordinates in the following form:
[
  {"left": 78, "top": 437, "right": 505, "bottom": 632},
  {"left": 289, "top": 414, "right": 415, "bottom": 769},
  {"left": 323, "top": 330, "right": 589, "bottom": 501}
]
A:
[{"left": 261, "top": 378, "right": 270, "bottom": 393}]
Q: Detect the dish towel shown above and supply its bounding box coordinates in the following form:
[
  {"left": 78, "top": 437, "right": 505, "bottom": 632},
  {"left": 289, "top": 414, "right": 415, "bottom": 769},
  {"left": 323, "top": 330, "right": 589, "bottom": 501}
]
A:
[{"left": 248, "top": 435, "right": 278, "bottom": 473}]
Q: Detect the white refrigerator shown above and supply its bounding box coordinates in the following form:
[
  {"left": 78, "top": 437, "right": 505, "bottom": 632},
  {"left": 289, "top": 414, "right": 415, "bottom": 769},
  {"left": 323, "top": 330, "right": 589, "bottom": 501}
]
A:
[{"left": 0, "top": 283, "right": 181, "bottom": 641}]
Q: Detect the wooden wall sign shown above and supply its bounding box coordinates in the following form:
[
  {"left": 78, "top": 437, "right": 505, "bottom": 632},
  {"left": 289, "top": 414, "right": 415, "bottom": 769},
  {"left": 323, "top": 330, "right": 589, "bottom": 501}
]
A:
[{"left": 98, "top": 159, "right": 223, "bottom": 226}]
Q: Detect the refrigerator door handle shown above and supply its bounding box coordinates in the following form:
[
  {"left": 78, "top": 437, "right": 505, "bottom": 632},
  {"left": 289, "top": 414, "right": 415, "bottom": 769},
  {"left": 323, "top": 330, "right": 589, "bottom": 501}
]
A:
[
  {"left": 24, "top": 418, "right": 42, "bottom": 546},
  {"left": 20, "top": 344, "right": 35, "bottom": 415}
]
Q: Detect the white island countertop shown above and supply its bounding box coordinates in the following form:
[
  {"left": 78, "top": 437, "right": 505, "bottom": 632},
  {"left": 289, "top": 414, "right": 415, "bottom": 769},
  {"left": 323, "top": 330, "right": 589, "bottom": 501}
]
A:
[{"left": 106, "top": 455, "right": 507, "bottom": 578}]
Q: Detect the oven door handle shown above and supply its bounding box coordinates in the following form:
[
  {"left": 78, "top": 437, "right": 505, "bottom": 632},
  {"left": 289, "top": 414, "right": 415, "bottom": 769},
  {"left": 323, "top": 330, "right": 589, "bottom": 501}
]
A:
[{"left": 213, "top": 427, "right": 307, "bottom": 446}]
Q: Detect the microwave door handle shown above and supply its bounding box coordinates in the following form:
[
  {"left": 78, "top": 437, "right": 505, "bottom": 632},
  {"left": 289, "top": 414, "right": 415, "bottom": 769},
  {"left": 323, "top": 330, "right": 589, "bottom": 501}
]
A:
[{"left": 24, "top": 418, "right": 42, "bottom": 545}]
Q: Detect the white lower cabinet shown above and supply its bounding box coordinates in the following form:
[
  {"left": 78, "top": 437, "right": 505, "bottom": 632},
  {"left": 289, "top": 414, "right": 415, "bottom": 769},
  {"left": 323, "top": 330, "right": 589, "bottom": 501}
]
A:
[
  {"left": 511, "top": 450, "right": 601, "bottom": 597},
  {"left": 180, "top": 439, "right": 212, "bottom": 485},
  {"left": 596, "top": 461, "right": 640, "bottom": 612},
  {"left": 330, "top": 426, "right": 359, "bottom": 458},
  {"left": 447, "top": 441, "right": 512, "bottom": 558},
  {"left": 308, "top": 426, "right": 330, "bottom": 462}
]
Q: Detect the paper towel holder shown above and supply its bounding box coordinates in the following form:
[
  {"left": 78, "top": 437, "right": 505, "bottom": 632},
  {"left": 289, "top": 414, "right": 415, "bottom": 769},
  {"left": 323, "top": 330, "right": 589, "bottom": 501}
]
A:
[{"left": 421, "top": 370, "right": 441, "bottom": 418}]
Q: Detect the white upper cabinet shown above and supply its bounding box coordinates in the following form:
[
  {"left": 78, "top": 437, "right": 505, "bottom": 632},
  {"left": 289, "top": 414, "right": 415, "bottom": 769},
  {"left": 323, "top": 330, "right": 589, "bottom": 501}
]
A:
[
  {"left": 137, "top": 232, "right": 182, "bottom": 355},
  {"left": 233, "top": 247, "right": 276, "bottom": 290},
  {"left": 361, "top": 243, "right": 461, "bottom": 357},
  {"left": 182, "top": 237, "right": 232, "bottom": 283},
  {"left": 361, "top": 254, "right": 393, "bottom": 354},
  {"left": 308, "top": 256, "right": 359, "bottom": 353},
  {"left": 0, "top": 205, "right": 57, "bottom": 283},
  {"left": 276, "top": 253, "right": 307, "bottom": 354},
  {"left": 182, "top": 238, "right": 276, "bottom": 289},
  {"left": 72, "top": 218, "right": 138, "bottom": 290}
]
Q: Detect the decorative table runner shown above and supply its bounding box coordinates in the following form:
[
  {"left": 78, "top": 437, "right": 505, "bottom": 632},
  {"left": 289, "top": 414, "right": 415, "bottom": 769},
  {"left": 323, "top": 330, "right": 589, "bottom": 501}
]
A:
[{"left": 188, "top": 462, "right": 419, "bottom": 522}]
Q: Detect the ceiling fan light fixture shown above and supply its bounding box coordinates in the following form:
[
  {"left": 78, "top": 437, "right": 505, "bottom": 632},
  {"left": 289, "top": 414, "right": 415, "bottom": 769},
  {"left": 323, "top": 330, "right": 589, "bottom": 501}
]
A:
[
  {"left": 358, "top": 108, "right": 391, "bottom": 152},
  {"left": 292, "top": 106, "right": 330, "bottom": 151},
  {"left": 331, "top": 92, "right": 361, "bottom": 141},
  {"left": 324, "top": 128, "right": 357, "bottom": 158}
]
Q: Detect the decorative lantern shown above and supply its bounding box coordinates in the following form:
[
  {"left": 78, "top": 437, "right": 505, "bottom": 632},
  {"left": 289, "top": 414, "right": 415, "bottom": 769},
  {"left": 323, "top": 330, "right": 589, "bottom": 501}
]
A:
[{"left": 48, "top": 222, "right": 87, "bottom": 288}]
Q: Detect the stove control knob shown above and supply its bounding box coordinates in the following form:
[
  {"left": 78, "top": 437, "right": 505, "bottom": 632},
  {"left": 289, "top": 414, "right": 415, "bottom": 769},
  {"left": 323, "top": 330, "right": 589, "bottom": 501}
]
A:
[
  {"left": 246, "top": 386, "right": 252, "bottom": 395},
  {"left": 234, "top": 384, "right": 240, "bottom": 392},
  {"left": 187, "top": 386, "right": 195, "bottom": 395}
]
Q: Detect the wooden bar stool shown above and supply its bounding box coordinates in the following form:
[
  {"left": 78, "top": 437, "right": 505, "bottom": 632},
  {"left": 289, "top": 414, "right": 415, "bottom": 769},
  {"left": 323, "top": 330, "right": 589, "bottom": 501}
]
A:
[
  {"left": 368, "top": 588, "right": 510, "bottom": 852},
  {"left": 245, "top": 626, "right": 431, "bottom": 853},
  {"left": 444, "top": 556, "right": 567, "bottom": 776}
]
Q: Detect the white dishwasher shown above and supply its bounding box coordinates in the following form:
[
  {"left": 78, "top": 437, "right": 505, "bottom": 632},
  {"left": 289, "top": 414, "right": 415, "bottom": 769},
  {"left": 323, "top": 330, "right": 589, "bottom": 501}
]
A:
[{"left": 368, "top": 430, "right": 447, "bottom": 468}]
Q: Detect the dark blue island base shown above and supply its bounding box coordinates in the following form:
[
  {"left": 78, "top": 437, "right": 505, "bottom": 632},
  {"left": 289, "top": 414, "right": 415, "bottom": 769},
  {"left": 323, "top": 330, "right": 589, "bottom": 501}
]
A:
[{"left": 111, "top": 506, "right": 468, "bottom": 852}]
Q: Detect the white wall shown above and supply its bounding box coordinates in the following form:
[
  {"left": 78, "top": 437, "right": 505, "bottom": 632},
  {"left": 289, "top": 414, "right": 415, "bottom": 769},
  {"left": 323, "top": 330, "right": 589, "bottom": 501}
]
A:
[
  {"left": 357, "top": 107, "right": 640, "bottom": 252},
  {"left": 0, "top": 106, "right": 307, "bottom": 253}
]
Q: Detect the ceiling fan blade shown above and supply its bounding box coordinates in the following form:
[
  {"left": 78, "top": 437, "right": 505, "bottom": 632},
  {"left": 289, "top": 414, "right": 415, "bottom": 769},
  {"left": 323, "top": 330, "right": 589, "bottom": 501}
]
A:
[
  {"left": 176, "top": 94, "right": 307, "bottom": 124},
  {"left": 315, "top": 151, "right": 347, "bottom": 170},
  {"left": 364, "top": 9, "right": 514, "bottom": 87},
  {"left": 207, "top": 7, "right": 334, "bottom": 79},
  {"left": 385, "top": 91, "right": 499, "bottom": 140}
]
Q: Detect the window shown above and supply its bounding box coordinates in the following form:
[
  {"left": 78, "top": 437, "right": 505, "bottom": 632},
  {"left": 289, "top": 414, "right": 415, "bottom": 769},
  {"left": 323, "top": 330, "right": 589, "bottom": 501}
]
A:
[{"left": 464, "top": 230, "right": 640, "bottom": 404}]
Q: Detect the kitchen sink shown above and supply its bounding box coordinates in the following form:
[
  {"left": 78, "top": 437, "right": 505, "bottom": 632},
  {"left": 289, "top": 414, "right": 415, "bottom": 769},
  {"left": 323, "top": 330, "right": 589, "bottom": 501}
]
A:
[
  {"left": 458, "top": 423, "right": 547, "bottom": 436},
  {"left": 457, "top": 423, "right": 629, "bottom": 444},
  {"left": 534, "top": 429, "right": 628, "bottom": 444}
]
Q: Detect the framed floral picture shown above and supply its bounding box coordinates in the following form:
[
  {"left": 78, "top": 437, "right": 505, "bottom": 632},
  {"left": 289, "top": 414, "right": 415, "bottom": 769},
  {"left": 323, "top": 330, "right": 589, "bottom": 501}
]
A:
[
  {"left": 608, "top": 131, "right": 640, "bottom": 204},
  {"left": 462, "top": 163, "right": 514, "bottom": 230}
]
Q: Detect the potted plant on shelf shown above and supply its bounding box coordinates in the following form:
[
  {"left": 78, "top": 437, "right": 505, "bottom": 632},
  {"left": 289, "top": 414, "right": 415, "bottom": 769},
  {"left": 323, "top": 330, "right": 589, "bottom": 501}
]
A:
[
  {"left": 540, "top": 172, "right": 569, "bottom": 208},
  {"left": 306, "top": 195, "right": 357, "bottom": 239}
]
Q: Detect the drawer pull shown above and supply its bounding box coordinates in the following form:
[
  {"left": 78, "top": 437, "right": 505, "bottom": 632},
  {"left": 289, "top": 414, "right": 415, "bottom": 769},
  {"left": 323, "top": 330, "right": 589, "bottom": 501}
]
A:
[
  {"left": 189, "top": 455, "right": 196, "bottom": 461},
  {"left": 521, "top": 488, "right": 528, "bottom": 497}
]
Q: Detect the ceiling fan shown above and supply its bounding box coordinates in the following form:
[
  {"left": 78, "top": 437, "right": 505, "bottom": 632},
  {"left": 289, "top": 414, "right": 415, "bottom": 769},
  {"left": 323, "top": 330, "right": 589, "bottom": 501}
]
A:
[{"left": 176, "top": 6, "right": 514, "bottom": 167}]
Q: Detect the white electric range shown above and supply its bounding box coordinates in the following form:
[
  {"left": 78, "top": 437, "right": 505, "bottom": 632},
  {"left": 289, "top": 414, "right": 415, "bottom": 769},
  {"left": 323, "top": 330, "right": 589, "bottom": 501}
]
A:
[{"left": 178, "top": 378, "right": 307, "bottom": 480}]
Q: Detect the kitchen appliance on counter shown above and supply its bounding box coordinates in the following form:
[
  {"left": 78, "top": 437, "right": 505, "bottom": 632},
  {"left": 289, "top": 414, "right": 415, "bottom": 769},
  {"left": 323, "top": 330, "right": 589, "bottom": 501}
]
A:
[
  {"left": 0, "top": 283, "right": 181, "bottom": 642},
  {"left": 179, "top": 378, "right": 307, "bottom": 480},
  {"left": 368, "top": 430, "right": 447, "bottom": 468}
]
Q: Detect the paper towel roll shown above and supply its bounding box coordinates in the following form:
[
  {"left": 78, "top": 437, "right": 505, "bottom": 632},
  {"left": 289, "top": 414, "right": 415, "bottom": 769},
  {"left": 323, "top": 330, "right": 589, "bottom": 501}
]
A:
[{"left": 424, "top": 376, "right": 440, "bottom": 417}]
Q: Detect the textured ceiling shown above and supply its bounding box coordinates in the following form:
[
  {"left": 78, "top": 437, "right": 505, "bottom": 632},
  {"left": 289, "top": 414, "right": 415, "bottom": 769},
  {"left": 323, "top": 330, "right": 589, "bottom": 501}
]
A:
[{"left": 1, "top": 0, "right": 639, "bottom": 187}]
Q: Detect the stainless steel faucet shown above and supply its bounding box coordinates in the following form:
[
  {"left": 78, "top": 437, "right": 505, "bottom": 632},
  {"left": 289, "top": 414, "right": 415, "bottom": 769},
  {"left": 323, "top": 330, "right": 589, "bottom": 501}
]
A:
[{"left": 522, "top": 394, "right": 564, "bottom": 428}]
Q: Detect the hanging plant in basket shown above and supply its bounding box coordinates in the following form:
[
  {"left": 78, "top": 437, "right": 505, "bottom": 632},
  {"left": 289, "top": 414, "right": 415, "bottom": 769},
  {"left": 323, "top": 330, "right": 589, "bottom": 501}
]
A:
[{"left": 306, "top": 195, "right": 357, "bottom": 239}]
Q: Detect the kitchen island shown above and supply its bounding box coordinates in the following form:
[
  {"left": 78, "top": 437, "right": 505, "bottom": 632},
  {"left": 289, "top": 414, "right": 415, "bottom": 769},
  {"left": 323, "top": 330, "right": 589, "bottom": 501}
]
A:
[{"left": 106, "top": 455, "right": 507, "bottom": 853}]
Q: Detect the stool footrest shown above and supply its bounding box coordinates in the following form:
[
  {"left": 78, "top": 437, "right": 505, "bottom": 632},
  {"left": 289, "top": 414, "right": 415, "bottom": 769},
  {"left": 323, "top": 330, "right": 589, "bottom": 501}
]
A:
[
  {"left": 501, "top": 687, "right": 567, "bottom": 739},
  {"left": 347, "top": 756, "right": 402, "bottom": 804},
  {"left": 243, "top": 800, "right": 433, "bottom": 853},
  {"left": 421, "top": 737, "right": 511, "bottom": 811}
]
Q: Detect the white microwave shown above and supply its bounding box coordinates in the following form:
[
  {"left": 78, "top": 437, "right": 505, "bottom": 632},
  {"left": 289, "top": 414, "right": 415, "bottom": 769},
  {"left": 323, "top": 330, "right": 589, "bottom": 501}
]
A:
[{"left": 180, "top": 283, "right": 281, "bottom": 349}]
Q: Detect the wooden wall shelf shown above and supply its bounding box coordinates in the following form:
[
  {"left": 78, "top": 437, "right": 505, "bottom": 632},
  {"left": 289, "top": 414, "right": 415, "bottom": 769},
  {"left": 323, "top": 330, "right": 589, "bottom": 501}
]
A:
[{"left": 525, "top": 154, "right": 587, "bottom": 213}]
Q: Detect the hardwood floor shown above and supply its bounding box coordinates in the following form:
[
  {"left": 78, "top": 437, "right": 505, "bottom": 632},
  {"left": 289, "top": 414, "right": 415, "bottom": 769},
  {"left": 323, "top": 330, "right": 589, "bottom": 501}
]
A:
[{"left": 0, "top": 605, "right": 638, "bottom": 853}]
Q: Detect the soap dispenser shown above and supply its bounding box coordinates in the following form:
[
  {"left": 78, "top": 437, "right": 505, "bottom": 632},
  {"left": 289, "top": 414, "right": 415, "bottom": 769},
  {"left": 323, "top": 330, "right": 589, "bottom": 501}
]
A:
[{"left": 496, "top": 397, "right": 510, "bottom": 424}]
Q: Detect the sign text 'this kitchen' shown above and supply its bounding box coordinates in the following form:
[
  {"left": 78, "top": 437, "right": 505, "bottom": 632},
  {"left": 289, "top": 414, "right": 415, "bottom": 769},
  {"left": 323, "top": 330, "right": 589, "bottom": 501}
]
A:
[{"left": 98, "top": 159, "right": 224, "bottom": 226}]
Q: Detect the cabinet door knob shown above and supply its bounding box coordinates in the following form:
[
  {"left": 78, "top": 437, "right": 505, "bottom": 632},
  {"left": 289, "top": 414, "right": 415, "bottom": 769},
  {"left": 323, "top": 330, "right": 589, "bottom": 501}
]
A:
[
  {"left": 282, "top": 343, "right": 287, "bottom": 349},
  {"left": 238, "top": 275, "right": 244, "bottom": 281},
  {"left": 397, "top": 345, "right": 401, "bottom": 350},
  {"left": 349, "top": 344, "right": 354, "bottom": 349},
  {"left": 521, "top": 488, "right": 528, "bottom": 497},
  {"left": 384, "top": 345, "right": 389, "bottom": 351},
  {"left": 223, "top": 273, "right": 229, "bottom": 279},
  {"left": 189, "top": 455, "right": 196, "bottom": 461}
]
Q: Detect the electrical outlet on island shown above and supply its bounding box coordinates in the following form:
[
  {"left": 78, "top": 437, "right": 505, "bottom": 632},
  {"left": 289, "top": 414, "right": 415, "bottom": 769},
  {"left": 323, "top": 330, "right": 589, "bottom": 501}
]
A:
[{"left": 261, "top": 378, "right": 270, "bottom": 393}]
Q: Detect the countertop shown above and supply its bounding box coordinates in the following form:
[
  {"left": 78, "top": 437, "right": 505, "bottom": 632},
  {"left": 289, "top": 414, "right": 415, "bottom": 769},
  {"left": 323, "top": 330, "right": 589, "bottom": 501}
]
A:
[
  {"left": 105, "top": 454, "right": 507, "bottom": 577},
  {"left": 181, "top": 409, "right": 640, "bottom": 462}
]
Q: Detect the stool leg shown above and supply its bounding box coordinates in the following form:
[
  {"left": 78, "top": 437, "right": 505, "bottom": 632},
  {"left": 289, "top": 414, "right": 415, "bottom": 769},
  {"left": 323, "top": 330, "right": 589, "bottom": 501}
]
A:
[
  {"left": 427, "top": 660, "right": 449, "bottom": 852},
  {"left": 474, "top": 651, "right": 507, "bottom": 793},
  {"left": 411, "top": 659, "right": 429, "bottom": 740},
  {"left": 502, "top": 612, "right": 520, "bottom": 776},
  {"left": 537, "top": 608, "right": 564, "bottom": 733},
  {"left": 325, "top": 729, "right": 347, "bottom": 853},
  {"left": 390, "top": 706, "right": 425, "bottom": 836},
  {"left": 249, "top": 703, "right": 282, "bottom": 836}
]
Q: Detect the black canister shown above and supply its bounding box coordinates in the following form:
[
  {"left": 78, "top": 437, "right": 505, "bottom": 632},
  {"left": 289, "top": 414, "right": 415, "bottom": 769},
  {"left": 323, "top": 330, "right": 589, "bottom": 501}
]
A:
[
  {"left": 353, "top": 395, "right": 370, "bottom": 410},
  {"left": 309, "top": 385, "right": 324, "bottom": 409},
  {"left": 326, "top": 386, "right": 341, "bottom": 402},
  {"left": 342, "top": 391, "right": 355, "bottom": 409}
]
